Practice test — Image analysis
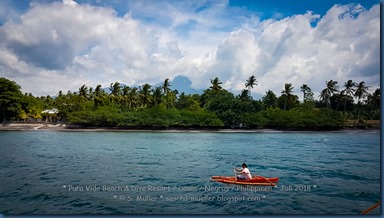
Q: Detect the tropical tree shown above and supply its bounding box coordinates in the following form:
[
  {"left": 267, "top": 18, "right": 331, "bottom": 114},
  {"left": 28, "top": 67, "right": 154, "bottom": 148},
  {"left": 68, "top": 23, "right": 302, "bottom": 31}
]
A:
[
  {"left": 281, "top": 83, "right": 294, "bottom": 110},
  {"left": 78, "top": 85, "right": 89, "bottom": 104},
  {"left": 343, "top": 80, "right": 356, "bottom": 97},
  {"left": 41, "top": 95, "right": 55, "bottom": 109},
  {"left": 162, "top": 78, "right": 171, "bottom": 96},
  {"left": 320, "top": 80, "right": 339, "bottom": 108},
  {"left": 152, "top": 86, "right": 163, "bottom": 107},
  {"left": 341, "top": 80, "right": 356, "bottom": 111},
  {"left": 162, "top": 78, "right": 174, "bottom": 108},
  {"left": 88, "top": 87, "right": 94, "bottom": 101},
  {"left": 22, "top": 93, "right": 45, "bottom": 119},
  {"left": 354, "top": 81, "right": 369, "bottom": 104},
  {"left": 360, "top": 87, "right": 380, "bottom": 123},
  {"left": 121, "top": 85, "right": 132, "bottom": 108},
  {"left": 0, "top": 77, "right": 25, "bottom": 122},
  {"left": 300, "top": 84, "right": 314, "bottom": 103},
  {"left": 128, "top": 87, "right": 139, "bottom": 110},
  {"left": 139, "top": 83, "right": 152, "bottom": 108},
  {"left": 368, "top": 87, "right": 380, "bottom": 110},
  {"left": 262, "top": 90, "right": 277, "bottom": 108},
  {"left": 203, "top": 89, "right": 236, "bottom": 126},
  {"left": 245, "top": 75, "right": 257, "bottom": 97},
  {"left": 239, "top": 89, "right": 251, "bottom": 101},
  {"left": 176, "top": 93, "right": 201, "bottom": 111},
  {"left": 93, "top": 85, "right": 104, "bottom": 107},
  {"left": 167, "top": 90, "right": 178, "bottom": 108},
  {"left": 353, "top": 81, "right": 369, "bottom": 126},
  {"left": 210, "top": 77, "right": 223, "bottom": 91},
  {"left": 109, "top": 82, "right": 121, "bottom": 105}
]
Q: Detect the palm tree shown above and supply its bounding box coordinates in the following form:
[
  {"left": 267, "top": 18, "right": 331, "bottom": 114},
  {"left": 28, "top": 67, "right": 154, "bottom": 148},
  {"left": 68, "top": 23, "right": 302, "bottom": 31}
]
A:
[
  {"left": 78, "top": 85, "right": 89, "bottom": 103},
  {"left": 128, "top": 87, "right": 138, "bottom": 110},
  {"left": 88, "top": 87, "right": 93, "bottom": 101},
  {"left": 281, "top": 83, "right": 294, "bottom": 110},
  {"left": 354, "top": 81, "right": 369, "bottom": 104},
  {"left": 342, "top": 80, "right": 356, "bottom": 111},
  {"left": 94, "top": 84, "right": 104, "bottom": 107},
  {"left": 152, "top": 86, "right": 163, "bottom": 107},
  {"left": 343, "top": 80, "right": 356, "bottom": 97},
  {"left": 109, "top": 82, "right": 121, "bottom": 105},
  {"left": 364, "top": 87, "right": 380, "bottom": 124},
  {"left": 121, "top": 85, "right": 131, "bottom": 108},
  {"left": 320, "top": 80, "right": 339, "bottom": 108},
  {"left": 353, "top": 81, "right": 369, "bottom": 126},
  {"left": 210, "top": 77, "right": 222, "bottom": 91},
  {"left": 301, "top": 84, "right": 315, "bottom": 102},
  {"left": 139, "top": 84, "right": 152, "bottom": 108},
  {"left": 262, "top": 90, "right": 277, "bottom": 108},
  {"left": 368, "top": 87, "right": 380, "bottom": 111},
  {"left": 162, "top": 78, "right": 171, "bottom": 95},
  {"left": 245, "top": 75, "right": 257, "bottom": 97},
  {"left": 239, "top": 89, "right": 250, "bottom": 101},
  {"left": 167, "top": 90, "right": 178, "bottom": 108},
  {"left": 162, "top": 78, "right": 172, "bottom": 108}
]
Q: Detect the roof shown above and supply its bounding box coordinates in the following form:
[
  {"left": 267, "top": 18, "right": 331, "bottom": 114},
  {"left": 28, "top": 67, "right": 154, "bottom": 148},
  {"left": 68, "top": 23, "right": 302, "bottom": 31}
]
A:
[{"left": 41, "top": 108, "right": 59, "bottom": 114}]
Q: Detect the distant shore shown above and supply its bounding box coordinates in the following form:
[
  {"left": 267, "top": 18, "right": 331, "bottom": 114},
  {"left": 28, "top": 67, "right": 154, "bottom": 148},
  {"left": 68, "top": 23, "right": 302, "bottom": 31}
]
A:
[{"left": 0, "top": 123, "right": 379, "bottom": 132}]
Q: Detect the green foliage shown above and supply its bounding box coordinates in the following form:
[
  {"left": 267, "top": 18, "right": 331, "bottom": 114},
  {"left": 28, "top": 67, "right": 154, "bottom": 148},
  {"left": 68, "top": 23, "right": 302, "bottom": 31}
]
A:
[
  {"left": 242, "top": 112, "right": 268, "bottom": 128},
  {"left": 21, "top": 93, "right": 44, "bottom": 119},
  {"left": 0, "top": 77, "right": 25, "bottom": 121},
  {"left": 175, "top": 93, "right": 201, "bottom": 111},
  {"left": 277, "top": 94, "right": 300, "bottom": 110},
  {"left": 179, "top": 110, "right": 224, "bottom": 127},
  {"left": 263, "top": 107, "right": 344, "bottom": 130},
  {"left": 0, "top": 76, "right": 378, "bottom": 130},
  {"left": 262, "top": 90, "right": 278, "bottom": 109},
  {"left": 200, "top": 89, "right": 237, "bottom": 126},
  {"left": 68, "top": 106, "right": 122, "bottom": 126},
  {"left": 68, "top": 105, "right": 224, "bottom": 128}
]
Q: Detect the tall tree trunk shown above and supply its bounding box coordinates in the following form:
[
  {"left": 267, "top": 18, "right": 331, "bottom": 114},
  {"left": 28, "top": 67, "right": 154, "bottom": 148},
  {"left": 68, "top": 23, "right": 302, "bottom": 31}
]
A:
[{"left": 353, "top": 99, "right": 361, "bottom": 128}]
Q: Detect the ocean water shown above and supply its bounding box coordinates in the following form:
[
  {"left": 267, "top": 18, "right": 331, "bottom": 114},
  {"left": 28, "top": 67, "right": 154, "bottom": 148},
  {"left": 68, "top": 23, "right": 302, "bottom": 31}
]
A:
[{"left": 0, "top": 130, "right": 380, "bottom": 215}]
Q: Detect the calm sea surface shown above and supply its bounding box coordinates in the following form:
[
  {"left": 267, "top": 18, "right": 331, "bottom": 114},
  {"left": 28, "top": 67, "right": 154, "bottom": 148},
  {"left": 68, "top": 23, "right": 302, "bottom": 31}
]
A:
[{"left": 0, "top": 130, "right": 380, "bottom": 215}]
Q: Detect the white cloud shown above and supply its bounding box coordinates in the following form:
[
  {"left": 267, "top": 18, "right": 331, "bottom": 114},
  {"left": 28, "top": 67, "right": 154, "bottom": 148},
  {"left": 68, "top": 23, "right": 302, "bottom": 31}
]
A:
[
  {"left": 195, "top": 3, "right": 379, "bottom": 98},
  {"left": 63, "top": 0, "right": 78, "bottom": 7},
  {"left": 0, "top": 1, "right": 379, "bottom": 100}
]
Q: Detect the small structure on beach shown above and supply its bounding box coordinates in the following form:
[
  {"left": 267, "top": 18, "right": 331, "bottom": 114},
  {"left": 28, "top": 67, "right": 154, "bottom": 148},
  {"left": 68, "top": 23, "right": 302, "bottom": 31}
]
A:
[{"left": 41, "top": 108, "right": 59, "bottom": 122}]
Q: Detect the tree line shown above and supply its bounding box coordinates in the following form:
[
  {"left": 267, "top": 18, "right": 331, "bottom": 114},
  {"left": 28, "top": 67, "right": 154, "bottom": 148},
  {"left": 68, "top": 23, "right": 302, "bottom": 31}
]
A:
[{"left": 0, "top": 76, "right": 380, "bottom": 129}]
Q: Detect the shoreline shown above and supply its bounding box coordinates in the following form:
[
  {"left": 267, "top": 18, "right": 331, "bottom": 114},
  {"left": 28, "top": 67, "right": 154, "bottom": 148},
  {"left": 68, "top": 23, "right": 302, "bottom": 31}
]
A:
[{"left": 0, "top": 123, "right": 380, "bottom": 133}]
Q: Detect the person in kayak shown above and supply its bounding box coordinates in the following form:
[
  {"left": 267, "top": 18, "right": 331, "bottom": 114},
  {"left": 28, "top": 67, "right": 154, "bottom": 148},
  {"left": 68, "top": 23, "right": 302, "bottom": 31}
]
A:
[{"left": 234, "top": 163, "right": 252, "bottom": 180}]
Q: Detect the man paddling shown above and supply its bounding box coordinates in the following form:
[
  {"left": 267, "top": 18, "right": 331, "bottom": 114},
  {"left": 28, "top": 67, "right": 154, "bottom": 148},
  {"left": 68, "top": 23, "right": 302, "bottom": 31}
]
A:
[{"left": 234, "top": 163, "right": 252, "bottom": 180}]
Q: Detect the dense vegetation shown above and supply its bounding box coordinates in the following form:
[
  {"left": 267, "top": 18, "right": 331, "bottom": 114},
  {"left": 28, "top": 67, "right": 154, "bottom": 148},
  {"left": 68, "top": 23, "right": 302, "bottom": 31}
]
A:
[{"left": 0, "top": 76, "right": 380, "bottom": 130}]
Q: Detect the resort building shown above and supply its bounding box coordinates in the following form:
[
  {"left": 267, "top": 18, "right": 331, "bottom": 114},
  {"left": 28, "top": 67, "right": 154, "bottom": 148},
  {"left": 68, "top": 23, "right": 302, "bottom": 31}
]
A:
[{"left": 41, "top": 108, "right": 59, "bottom": 122}]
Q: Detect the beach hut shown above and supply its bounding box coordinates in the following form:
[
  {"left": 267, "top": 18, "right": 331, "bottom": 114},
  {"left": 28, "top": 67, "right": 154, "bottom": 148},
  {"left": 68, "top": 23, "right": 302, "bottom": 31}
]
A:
[{"left": 41, "top": 108, "right": 59, "bottom": 122}]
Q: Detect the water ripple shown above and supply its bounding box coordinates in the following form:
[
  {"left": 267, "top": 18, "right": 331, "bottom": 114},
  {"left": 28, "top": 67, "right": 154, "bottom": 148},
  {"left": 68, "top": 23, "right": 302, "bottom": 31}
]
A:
[{"left": 0, "top": 131, "right": 380, "bottom": 215}]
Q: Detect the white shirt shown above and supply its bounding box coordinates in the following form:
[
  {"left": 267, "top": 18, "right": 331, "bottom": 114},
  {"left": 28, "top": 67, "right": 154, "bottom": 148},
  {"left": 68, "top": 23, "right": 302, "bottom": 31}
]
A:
[{"left": 240, "top": 167, "right": 252, "bottom": 179}]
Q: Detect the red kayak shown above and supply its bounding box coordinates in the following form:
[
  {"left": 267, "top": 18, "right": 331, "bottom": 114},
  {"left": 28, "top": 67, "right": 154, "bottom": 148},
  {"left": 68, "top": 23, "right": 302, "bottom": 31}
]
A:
[{"left": 210, "top": 176, "right": 279, "bottom": 186}]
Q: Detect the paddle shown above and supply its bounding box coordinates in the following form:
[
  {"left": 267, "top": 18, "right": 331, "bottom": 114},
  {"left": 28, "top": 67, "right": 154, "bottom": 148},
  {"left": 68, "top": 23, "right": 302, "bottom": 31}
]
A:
[
  {"left": 361, "top": 202, "right": 380, "bottom": 214},
  {"left": 261, "top": 176, "right": 275, "bottom": 186}
]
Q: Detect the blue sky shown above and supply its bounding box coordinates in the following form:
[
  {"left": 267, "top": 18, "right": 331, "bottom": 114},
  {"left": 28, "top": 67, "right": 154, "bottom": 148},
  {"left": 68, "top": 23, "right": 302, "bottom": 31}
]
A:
[
  {"left": 7, "top": 0, "right": 378, "bottom": 19},
  {"left": 0, "top": 0, "right": 380, "bottom": 98}
]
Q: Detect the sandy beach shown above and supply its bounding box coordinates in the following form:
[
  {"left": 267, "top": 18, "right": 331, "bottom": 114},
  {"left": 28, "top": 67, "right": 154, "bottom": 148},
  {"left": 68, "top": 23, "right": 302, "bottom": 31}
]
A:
[
  {"left": 0, "top": 123, "right": 379, "bottom": 133},
  {"left": 0, "top": 123, "right": 68, "bottom": 131},
  {"left": 0, "top": 123, "right": 273, "bottom": 132}
]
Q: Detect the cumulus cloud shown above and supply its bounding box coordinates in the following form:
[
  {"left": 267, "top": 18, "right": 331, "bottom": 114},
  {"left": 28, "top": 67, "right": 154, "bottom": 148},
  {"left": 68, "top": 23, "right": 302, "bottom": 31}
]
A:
[
  {"left": 198, "top": 3, "right": 379, "bottom": 98},
  {"left": 0, "top": 1, "right": 379, "bottom": 99},
  {"left": 63, "top": 0, "right": 78, "bottom": 7}
]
